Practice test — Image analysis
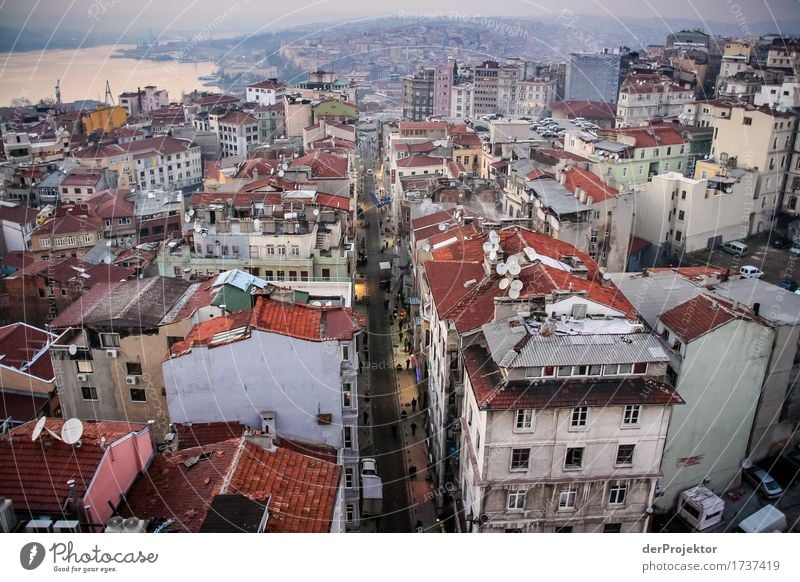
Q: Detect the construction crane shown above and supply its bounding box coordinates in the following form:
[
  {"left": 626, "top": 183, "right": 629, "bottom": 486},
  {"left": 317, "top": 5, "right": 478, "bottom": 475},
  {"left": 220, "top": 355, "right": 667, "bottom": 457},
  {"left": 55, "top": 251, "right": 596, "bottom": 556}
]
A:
[{"left": 103, "top": 80, "right": 115, "bottom": 106}]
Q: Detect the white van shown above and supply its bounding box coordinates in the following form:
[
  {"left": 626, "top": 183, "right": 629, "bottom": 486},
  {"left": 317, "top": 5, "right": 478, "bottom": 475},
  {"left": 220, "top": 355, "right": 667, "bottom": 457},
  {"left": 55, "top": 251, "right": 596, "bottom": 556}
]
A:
[
  {"left": 676, "top": 485, "right": 725, "bottom": 531},
  {"left": 736, "top": 504, "right": 786, "bottom": 533},
  {"left": 721, "top": 241, "right": 748, "bottom": 255}
]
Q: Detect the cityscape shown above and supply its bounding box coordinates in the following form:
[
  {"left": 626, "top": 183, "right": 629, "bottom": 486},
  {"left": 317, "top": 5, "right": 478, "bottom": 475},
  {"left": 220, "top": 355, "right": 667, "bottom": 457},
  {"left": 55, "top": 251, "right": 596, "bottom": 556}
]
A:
[{"left": 3, "top": 0, "right": 800, "bottom": 543}]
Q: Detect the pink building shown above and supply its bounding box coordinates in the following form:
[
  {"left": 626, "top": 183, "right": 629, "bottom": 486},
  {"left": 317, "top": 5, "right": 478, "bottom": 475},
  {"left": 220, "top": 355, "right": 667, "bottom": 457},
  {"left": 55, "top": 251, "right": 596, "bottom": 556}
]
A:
[{"left": 0, "top": 418, "right": 154, "bottom": 531}]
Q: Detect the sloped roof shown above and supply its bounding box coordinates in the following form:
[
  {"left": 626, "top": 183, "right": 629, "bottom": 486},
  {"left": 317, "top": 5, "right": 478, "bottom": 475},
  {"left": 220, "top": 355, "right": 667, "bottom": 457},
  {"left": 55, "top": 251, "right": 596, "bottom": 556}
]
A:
[
  {"left": 658, "top": 294, "right": 761, "bottom": 342},
  {"left": 0, "top": 322, "right": 56, "bottom": 382},
  {"left": 562, "top": 167, "right": 619, "bottom": 203},
  {"left": 0, "top": 419, "right": 146, "bottom": 514},
  {"left": 290, "top": 150, "right": 348, "bottom": 178}
]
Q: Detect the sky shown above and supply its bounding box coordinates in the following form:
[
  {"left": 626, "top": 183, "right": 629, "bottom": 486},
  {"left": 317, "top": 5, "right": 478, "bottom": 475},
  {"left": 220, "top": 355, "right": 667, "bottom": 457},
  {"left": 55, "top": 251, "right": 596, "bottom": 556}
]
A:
[{"left": 1, "top": 0, "right": 798, "bottom": 37}]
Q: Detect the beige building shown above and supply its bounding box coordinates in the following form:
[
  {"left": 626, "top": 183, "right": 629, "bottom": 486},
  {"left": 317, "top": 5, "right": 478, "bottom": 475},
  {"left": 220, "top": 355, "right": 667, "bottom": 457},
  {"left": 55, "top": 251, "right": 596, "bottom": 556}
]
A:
[
  {"left": 616, "top": 75, "right": 695, "bottom": 127},
  {"left": 711, "top": 104, "right": 796, "bottom": 216}
]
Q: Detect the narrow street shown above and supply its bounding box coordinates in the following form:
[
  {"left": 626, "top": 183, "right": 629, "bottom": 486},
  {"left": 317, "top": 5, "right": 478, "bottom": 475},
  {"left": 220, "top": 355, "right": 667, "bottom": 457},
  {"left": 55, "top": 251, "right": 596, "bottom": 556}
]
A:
[{"left": 357, "top": 170, "right": 412, "bottom": 533}]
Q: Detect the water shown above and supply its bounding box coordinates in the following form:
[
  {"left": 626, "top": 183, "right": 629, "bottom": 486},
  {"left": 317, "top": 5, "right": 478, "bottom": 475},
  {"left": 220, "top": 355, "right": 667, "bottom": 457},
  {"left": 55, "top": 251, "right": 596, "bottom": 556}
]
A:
[{"left": 0, "top": 44, "right": 221, "bottom": 106}]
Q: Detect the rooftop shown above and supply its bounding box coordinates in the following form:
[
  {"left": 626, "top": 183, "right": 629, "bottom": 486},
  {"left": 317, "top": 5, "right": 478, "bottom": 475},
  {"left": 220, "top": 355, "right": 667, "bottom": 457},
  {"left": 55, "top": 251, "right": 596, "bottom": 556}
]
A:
[
  {"left": 0, "top": 322, "right": 56, "bottom": 383},
  {"left": 659, "top": 294, "right": 764, "bottom": 342}
]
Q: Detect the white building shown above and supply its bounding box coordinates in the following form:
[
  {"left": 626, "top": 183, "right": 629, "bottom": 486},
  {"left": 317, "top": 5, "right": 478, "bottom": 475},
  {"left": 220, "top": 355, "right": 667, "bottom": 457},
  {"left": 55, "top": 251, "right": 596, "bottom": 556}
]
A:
[
  {"left": 753, "top": 81, "right": 800, "bottom": 110},
  {"left": 246, "top": 80, "right": 287, "bottom": 107},
  {"left": 515, "top": 78, "right": 557, "bottom": 117},
  {"left": 654, "top": 294, "right": 773, "bottom": 509},
  {"left": 616, "top": 75, "right": 695, "bottom": 127},
  {"left": 163, "top": 295, "right": 364, "bottom": 527},
  {"left": 450, "top": 84, "right": 474, "bottom": 118},
  {"left": 212, "top": 111, "right": 260, "bottom": 158},
  {"left": 460, "top": 311, "right": 682, "bottom": 533},
  {"left": 635, "top": 166, "right": 761, "bottom": 257}
]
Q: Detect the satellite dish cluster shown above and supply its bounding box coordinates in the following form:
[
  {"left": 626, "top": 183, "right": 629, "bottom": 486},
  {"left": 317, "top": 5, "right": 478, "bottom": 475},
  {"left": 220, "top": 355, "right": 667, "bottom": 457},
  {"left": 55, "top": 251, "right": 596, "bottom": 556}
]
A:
[{"left": 483, "top": 231, "right": 524, "bottom": 300}]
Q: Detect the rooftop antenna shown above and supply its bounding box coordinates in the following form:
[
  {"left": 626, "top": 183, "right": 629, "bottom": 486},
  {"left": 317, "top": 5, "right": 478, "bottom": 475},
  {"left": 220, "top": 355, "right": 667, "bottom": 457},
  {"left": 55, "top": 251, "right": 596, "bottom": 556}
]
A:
[{"left": 104, "top": 80, "right": 115, "bottom": 106}]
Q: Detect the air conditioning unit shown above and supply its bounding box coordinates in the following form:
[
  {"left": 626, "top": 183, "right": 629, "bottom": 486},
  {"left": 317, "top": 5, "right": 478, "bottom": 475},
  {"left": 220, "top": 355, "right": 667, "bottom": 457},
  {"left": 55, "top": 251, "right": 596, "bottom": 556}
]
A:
[
  {"left": 125, "top": 375, "right": 138, "bottom": 385},
  {"left": 52, "top": 519, "right": 81, "bottom": 533},
  {"left": 24, "top": 518, "right": 53, "bottom": 533},
  {"left": 106, "top": 349, "right": 118, "bottom": 358},
  {"left": 0, "top": 498, "right": 18, "bottom": 533},
  {"left": 76, "top": 373, "right": 89, "bottom": 382}
]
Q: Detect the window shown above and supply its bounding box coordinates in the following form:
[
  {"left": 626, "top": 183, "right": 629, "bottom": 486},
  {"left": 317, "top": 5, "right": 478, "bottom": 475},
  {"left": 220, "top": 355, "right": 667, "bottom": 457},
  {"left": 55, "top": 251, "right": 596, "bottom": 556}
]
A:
[
  {"left": 565, "top": 447, "right": 584, "bottom": 469},
  {"left": 342, "top": 382, "right": 353, "bottom": 408},
  {"left": 266, "top": 245, "right": 275, "bottom": 255},
  {"left": 603, "top": 523, "right": 622, "bottom": 533},
  {"left": 277, "top": 245, "right": 286, "bottom": 256},
  {"left": 346, "top": 504, "right": 355, "bottom": 522},
  {"left": 558, "top": 486, "right": 577, "bottom": 510},
  {"left": 130, "top": 388, "right": 147, "bottom": 402},
  {"left": 616, "top": 444, "right": 635, "bottom": 466},
  {"left": 291, "top": 245, "right": 300, "bottom": 256},
  {"left": 675, "top": 230, "right": 682, "bottom": 242},
  {"left": 126, "top": 362, "right": 142, "bottom": 376},
  {"left": 542, "top": 366, "right": 555, "bottom": 377},
  {"left": 677, "top": 210, "right": 685, "bottom": 221},
  {"left": 510, "top": 448, "right": 530, "bottom": 471},
  {"left": 100, "top": 333, "right": 120, "bottom": 348},
  {"left": 570, "top": 406, "right": 588, "bottom": 428},
  {"left": 83, "top": 233, "right": 93, "bottom": 244},
  {"left": 515, "top": 409, "right": 535, "bottom": 431},
  {"left": 633, "top": 362, "right": 647, "bottom": 374},
  {"left": 343, "top": 426, "right": 353, "bottom": 449},
  {"left": 622, "top": 405, "right": 641, "bottom": 426},
  {"left": 557, "top": 365, "right": 572, "bottom": 377},
  {"left": 249, "top": 245, "right": 259, "bottom": 258},
  {"left": 608, "top": 482, "right": 628, "bottom": 506},
  {"left": 76, "top": 360, "right": 93, "bottom": 374},
  {"left": 341, "top": 344, "right": 350, "bottom": 361},
  {"left": 81, "top": 386, "right": 98, "bottom": 400},
  {"left": 507, "top": 488, "right": 525, "bottom": 511},
  {"left": 525, "top": 367, "right": 541, "bottom": 378},
  {"left": 344, "top": 468, "right": 355, "bottom": 488},
  {"left": 588, "top": 365, "right": 602, "bottom": 376},
  {"left": 555, "top": 526, "right": 573, "bottom": 533},
  {"left": 681, "top": 190, "right": 686, "bottom": 200},
  {"left": 39, "top": 238, "right": 50, "bottom": 248},
  {"left": 743, "top": 116, "right": 752, "bottom": 126}
]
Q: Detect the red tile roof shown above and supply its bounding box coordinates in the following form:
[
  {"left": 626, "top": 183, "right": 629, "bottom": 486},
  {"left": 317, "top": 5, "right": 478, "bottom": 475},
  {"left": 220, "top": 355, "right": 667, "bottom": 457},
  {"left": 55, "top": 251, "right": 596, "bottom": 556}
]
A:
[
  {"left": 0, "top": 323, "right": 56, "bottom": 382},
  {"left": 230, "top": 441, "right": 340, "bottom": 533},
  {"left": 290, "top": 150, "right": 349, "bottom": 178},
  {"left": 614, "top": 124, "right": 687, "bottom": 148},
  {"left": 125, "top": 438, "right": 341, "bottom": 533},
  {"left": 248, "top": 80, "right": 286, "bottom": 90},
  {"left": 32, "top": 212, "right": 102, "bottom": 237},
  {"left": 535, "top": 148, "right": 591, "bottom": 162},
  {"left": 648, "top": 266, "right": 728, "bottom": 281},
  {"left": 562, "top": 167, "right": 619, "bottom": 203},
  {"left": 452, "top": 133, "right": 481, "bottom": 147},
  {"left": 218, "top": 111, "right": 258, "bottom": 125},
  {"left": 193, "top": 94, "right": 240, "bottom": 106},
  {"left": 394, "top": 141, "right": 437, "bottom": 154},
  {"left": 315, "top": 192, "right": 350, "bottom": 210},
  {"left": 87, "top": 189, "right": 134, "bottom": 219},
  {"left": 526, "top": 169, "right": 552, "bottom": 180},
  {"left": 0, "top": 392, "right": 49, "bottom": 422},
  {"left": 0, "top": 205, "right": 39, "bottom": 225},
  {"left": 396, "top": 155, "right": 446, "bottom": 169},
  {"left": 174, "top": 422, "right": 246, "bottom": 449},
  {"left": 0, "top": 419, "right": 146, "bottom": 514},
  {"left": 658, "top": 294, "right": 759, "bottom": 342},
  {"left": 399, "top": 121, "right": 448, "bottom": 131}
]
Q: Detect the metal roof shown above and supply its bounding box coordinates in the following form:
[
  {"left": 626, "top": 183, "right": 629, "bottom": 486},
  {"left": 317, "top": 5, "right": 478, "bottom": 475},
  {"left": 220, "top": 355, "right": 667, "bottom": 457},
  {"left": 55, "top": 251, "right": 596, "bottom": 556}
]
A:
[
  {"left": 527, "top": 179, "right": 591, "bottom": 215},
  {"left": 483, "top": 317, "right": 668, "bottom": 368}
]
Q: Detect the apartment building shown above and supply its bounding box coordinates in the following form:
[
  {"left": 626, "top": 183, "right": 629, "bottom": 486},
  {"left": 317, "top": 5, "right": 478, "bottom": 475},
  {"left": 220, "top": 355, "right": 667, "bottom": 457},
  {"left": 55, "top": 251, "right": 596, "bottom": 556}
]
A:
[
  {"left": 565, "top": 51, "right": 621, "bottom": 103},
  {"left": 515, "top": 78, "right": 557, "bottom": 117},
  {"left": 162, "top": 295, "right": 363, "bottom": 526},
  {"left": 246, "top": 79, "right": 287, "bottom": 106},
  {"left": 785, "top": 114, "right": 800, "bottom": 218},
  {"left": 433, "top": 61, "right": 457, "bottom": 117},
  {"left": 450, "top": 84, "right": 474, "bottom": 118},
  {"left": 460, "top": 310, "right": 682, "bottom": 533},
  {"left": 48, "top": 276, "right": 191, "bottom": 440},
  {"left": 30, "top": 210, "right": 103, "bottom": 261},
  {"left": 402, "top": 67, "right": 435, "bottom": 121},
  {"left": 156, "top": 189, "right": 353, "bottom": 282},
  {"left": 214, "top": 111, "right": 260, "bottom": 158},
  {"left": 635, "top": 164, "right": 761, "bottom": 256},
  {"left": 711, "top": 104, "right": 797, "bottom": 216},
  {"left": 616, "top": 75, "right": 695, "bottom": 127},
  {"left": 118, "top": 85, "right": 170, "bottom": 116}
]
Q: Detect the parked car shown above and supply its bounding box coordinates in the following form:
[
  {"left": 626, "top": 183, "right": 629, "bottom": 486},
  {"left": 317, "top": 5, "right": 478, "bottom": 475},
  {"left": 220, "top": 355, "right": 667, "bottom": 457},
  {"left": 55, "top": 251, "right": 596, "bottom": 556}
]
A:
[
  {"left": 742, "top": 466, "right": 783, "bottom": 499},
  {"left": 361, "top": 457, "right": 378, "bottom": 477},
  {"left": 721, "top": 240, "right": 748, "bottom": 255},
  {"left": 739, "top": 266, "right": 764, "bottom": 279},
  {"left": 790, "top": 242, "right": 800, "bottom": 256},
  {"left": 771, "top": 237, "right": 789, "bottom": 249},
  {"left": 776, "top": 278, "right": 798, "bottom": 291}
]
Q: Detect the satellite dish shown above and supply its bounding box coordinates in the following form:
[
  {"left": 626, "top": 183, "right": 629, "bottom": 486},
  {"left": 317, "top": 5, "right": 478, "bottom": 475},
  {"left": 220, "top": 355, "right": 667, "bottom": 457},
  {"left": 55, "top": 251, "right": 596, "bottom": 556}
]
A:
[
  {"left": 68, "top": 344, "right": 78, "bottom": 356},
  {"left": 185, "top": 213, "right": 191, "bottom": 222},
  {"left": 496, "top": 262, "right": 508, "bottom": 276},
  {"left": 31, "top": 417, "right": 47, "bottom": 441},
  {"left": 281, "top": 163, "right": 288, "bottom": 171},
  {"left": 278, "top": 170, "right": 284, "bottom": 177},
  {"left": 313, "top": 208, "right": 320, "bottom": 216},
  {"left": 105, "top": 240, "right": 112, "bottom": 247},
  {"left": 507, "top": 255, "right": 519, "bottom": 268},
  {"left": 61, "top": 418, "right": 84, "bottom": 445},
  {"left": 509, "top": 263, "right": 522, "bottom": 276},
  {"left": 188, "top": 209, "right": 195, "bottom": 216},
  {"left": 510, "top": 279, "right": 524, "bottom": 292},
  {"left": 489, "top": 249, "right": 497, "bottom": 261},
  {"left": 509, "top": 288, "right": 520, "bottom": 300},
  {"left": 438, "top": 223, "right": 447, "bottom": 231},
  {"left": 482, "top": 242, "right": 492, "bottom": 253},
  {"left": 201, "top": 231, "right": 208, "bottom": 238},
  {"left": 423, "top": 242, "right": 431, "bottom": 252},
  {"left": 194, "top": 224, "right": 201, "bottom": 233},
  {"left": 489, "top": 230, "right": 499, "bottom": 244},
  {"left": 499, "top": 278, "right": 510, "bottom": 290}
]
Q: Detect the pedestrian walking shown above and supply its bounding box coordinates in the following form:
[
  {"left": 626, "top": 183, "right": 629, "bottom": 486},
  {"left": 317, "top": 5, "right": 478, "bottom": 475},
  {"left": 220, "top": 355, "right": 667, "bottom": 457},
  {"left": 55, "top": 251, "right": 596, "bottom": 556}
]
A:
[
  {"left": 401, "top": 410, "right": 407, "bottom": 421},
  {"left": 411, "top": 397, "right": 417, "bottom": 411},
  {"left": 411, "top": 422, "right": 417, "bottom": 436},
  {"left": 406, "top": 358, "right": 411, "bottom": 369}
]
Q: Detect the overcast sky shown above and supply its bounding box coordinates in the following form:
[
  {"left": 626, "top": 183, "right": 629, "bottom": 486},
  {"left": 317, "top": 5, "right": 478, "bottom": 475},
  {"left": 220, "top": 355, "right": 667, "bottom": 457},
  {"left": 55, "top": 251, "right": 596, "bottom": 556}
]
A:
[{"left": 1, "top": 0, "right": 797, "bottom": 37}]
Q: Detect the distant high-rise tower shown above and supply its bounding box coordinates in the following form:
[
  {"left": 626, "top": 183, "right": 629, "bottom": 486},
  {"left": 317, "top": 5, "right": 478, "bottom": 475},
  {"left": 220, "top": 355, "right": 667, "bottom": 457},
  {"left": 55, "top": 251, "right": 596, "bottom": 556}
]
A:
[
  {"left": 55, "top": 79, "right": 62, "bottom": 106},
  {"left": 565, "top": 50, "right": 621, "bottom": 103},
  {"left": 433, "top": 61, "right": 456, "bottom": 117}
]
